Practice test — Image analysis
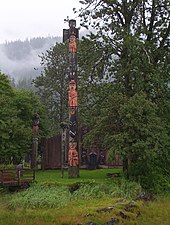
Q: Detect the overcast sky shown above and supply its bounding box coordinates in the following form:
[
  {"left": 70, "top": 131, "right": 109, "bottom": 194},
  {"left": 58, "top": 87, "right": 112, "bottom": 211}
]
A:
[{"left": 0, "top": 0, "right": 81, "bottom": 44}]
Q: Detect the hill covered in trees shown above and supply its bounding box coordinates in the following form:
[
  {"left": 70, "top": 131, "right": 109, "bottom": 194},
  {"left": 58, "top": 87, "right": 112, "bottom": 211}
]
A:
[{"left": 0, "top": 36, "right": 61, "bottom": 86}]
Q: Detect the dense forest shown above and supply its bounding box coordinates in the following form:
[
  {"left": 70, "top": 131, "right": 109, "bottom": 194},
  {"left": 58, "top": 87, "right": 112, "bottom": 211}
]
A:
[{"left": 0, "top": 36, "right": 61, "bottom": 87}]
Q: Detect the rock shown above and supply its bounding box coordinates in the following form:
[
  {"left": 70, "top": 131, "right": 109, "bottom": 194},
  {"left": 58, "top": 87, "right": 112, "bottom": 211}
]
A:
[
  {"left": 117, "top": 211, "right": 130, "bottom": 219},
  {"left": 85, "top": 222, "right": 98, "bottom": 225},
  {"left": 116, "top": 199, "right": 126, "bottom": 203},
  {"left": 105, "top": 217, "right": 119, "bottom": 225},
  {"left": 85, "top": 213, "right": 94, "bottom": 217},
  {"left": 124, "top": 203, "right": 137, "bottom": 212},
  {"left": 96, "top": 207, "right": 114, "bottom": 213}
]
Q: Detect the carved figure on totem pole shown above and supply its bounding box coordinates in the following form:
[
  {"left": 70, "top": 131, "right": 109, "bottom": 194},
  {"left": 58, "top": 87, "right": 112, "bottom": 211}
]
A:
[
  {"left": 32, "top": 113, "right": 39, "bottom": 135},
  {"left": 81, "top": 149, "right": 88, "bottom": 165},
  {"left": 69, "top": 114, "right": 77, "bottom": 138},
  {"left": 68, "top": 143, "right": 79, "bottom": 167},
  {"left": 69, "top": 72, "right": 76, "bottom": 81},
  {"left": 69, "top": 63, "right": 76, "bottom": 74},
  {"left": 69, "top": 35, "right": 77, "bottom": 53},
  {"left": 68, "top": 80, "right": 78, "bottom": 107},
  {"left": 70, "top": 107, "right": 76, "bottom": 115},
  {"left": 69, "top": 52, "right": 76, "bottom": 64}
]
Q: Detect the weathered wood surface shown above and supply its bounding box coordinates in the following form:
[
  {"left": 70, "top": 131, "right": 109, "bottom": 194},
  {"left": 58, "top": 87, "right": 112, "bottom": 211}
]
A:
[{"left": 0, "top": 169, "right": 35, "bottom": 187}]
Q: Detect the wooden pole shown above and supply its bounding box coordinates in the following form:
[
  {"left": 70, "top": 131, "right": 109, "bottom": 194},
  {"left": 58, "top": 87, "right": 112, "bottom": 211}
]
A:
[
  {"left": 31, "top": 114, "right": 39, "bottom": 169},
  {"left": 63, "top": 19, "right": 79, "bottom": 178}
]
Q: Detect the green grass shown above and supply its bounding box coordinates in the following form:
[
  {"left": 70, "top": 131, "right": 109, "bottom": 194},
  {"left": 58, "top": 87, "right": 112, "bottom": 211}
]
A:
[
  {"left": 35, "top": 168, "right": 122, "bottom": 185},
  {"left": 137, "top": 194, "right": 170, "bottom": 225},
  {"left": 0, "top": 196, "right": 142, "bottom": 225},
  {"left": 0, "top": 169, "right": 169, "bottom": 225}
]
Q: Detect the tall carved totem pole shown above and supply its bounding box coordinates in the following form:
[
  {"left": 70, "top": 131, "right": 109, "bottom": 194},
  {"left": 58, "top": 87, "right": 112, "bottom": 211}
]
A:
[
  {"left": 31, "top": 113, "right": 39, "bottom": 169},
  {"left": 63, "top": 19, "right": 79, "bottom": 178}
]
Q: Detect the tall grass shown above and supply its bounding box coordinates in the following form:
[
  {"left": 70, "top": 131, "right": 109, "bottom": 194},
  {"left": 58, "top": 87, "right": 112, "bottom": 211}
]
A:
[
  {"left": 72, "top": 179, "right": 141, "bottom": 200},
  {"left": 9, "top": 186, "right": 71, "bottom": 209},
  {"left": 137, "top": 194, "right": 170, "bottom": 225},
  {"left": 9, "top": 179, "right": 141, "bottom": 209}
]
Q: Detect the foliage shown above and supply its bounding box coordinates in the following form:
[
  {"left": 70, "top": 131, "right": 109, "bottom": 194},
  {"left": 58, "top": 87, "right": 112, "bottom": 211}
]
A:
[
  {"left": 13, "top": 89, "right": 49, "bottom": 138},
  {"left": 0, "top": 164, "right": 15, "bottom": 169},
  {"left": 75, "top": 0, "right": 170, "bottom": 193},
  {"left": 119, "top": 93, "right": 170, "bottom": 192},
  {"left": 0, "top": 72, "right": 48, "bottom": 163},
  {"left": 0, "top": 73, "right": 14, "bottom": 96},
  {"left": 84, "top": 91, "right": 170, "bottom": 192},
  {"left": 33, "top": 42, "right": 68, "bottom": 135}
]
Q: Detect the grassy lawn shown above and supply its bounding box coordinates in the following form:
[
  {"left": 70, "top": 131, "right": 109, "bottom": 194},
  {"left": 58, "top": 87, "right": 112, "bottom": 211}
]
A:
[
  {"left": 0, "top": 168, "right": 169, "bottom": 225},
  {"left": 35, "top": 168, "right": 122, "bottom": 184}
]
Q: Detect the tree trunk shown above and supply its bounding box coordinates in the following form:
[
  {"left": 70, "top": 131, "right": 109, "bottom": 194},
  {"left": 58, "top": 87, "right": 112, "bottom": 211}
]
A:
[{"left": 123, "top": 157, "right": 129, "bottom": 179}]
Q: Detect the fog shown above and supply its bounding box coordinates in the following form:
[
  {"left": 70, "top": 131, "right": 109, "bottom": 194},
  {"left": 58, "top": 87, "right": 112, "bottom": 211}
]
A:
[{"left": 0, "top": 38, "right": 59, "bottom": 82}]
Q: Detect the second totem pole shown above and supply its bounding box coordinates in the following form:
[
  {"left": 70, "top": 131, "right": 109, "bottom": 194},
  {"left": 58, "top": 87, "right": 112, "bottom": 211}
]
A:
[{"left": 63, "top": 19, "right": 79, "bottom": 178}]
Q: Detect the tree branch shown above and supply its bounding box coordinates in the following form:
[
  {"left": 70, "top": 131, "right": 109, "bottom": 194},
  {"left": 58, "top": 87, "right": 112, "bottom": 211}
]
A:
[
  {"left": 147, "top": 0, "right": 156, "bottom": 42},
  {"left": 159, "top": 21, "right": 170, "bottom": 48}
]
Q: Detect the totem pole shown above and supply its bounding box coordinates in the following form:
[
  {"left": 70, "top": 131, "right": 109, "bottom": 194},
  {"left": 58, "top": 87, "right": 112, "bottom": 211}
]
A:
[
  {"left": 60, "top": 122, "right": 68, "bottom": 178},
  {"left": 63, "top": 19, "right": 79, "bottom": 178},
  {"left": 31, "top": 113, "right": 39, "bottom": 169}
]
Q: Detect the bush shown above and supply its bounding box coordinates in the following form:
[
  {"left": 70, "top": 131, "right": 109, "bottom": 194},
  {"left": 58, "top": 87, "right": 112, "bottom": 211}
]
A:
[{"left": 0, "top": 164, "right": 15, "bottom": 169}]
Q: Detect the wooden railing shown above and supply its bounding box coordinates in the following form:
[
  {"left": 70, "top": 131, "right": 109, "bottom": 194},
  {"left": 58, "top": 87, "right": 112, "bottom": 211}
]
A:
[{"left": 0, "top": 169, "right": 35, "bottom": 187}]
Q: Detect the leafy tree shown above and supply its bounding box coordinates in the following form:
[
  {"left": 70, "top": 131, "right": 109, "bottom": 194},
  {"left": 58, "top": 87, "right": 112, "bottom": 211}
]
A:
[
  {"left": 0, "top": 72, "right": 48, "bottom": 163},
  {"left": 0, "top": 72, "right": 14, "bottom": 96},
  {"left": 76, "top": 0, "right": 170, "bottom": 191},
  {"left": 77, "top": 0, "right": 169, "bottom": 97},
  {"left": 13, "top": 89, "right": 48, "bottom": 138},
  {"left": 0, "top": 94, "right": 20, "bottom": 163},
  {"left": 33, "top": 42, "right": 68, "bottom": 135},
  {"left": 110, "top": 93, "right": 169, "bottom": 192}
]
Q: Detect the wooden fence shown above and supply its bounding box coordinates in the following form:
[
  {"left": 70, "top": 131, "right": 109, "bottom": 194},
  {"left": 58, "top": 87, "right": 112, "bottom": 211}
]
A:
[{"left": 0, "top": 169, "right": 35, "bottom": 187}]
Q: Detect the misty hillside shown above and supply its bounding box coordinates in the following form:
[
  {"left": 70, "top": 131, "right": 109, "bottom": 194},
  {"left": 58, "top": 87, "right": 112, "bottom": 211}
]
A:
[{"left": 0, "top": 36, "right": 61, "bottom": 84}]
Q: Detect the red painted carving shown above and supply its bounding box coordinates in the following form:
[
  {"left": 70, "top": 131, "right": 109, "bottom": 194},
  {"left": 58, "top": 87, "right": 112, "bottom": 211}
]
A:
[
  {"left": 68, "top": 143, "right": 79, "bottom": 167},
  {"left": 69, "top": 35, "right": 77, "bottom": 53},
  {"left": 68, "top": 80, "right": 78, "bottom": 107}
]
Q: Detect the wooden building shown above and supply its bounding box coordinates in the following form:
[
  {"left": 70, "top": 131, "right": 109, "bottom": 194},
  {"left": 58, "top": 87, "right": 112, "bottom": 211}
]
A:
[{"left": 40, "top": 135, "right": 122, "bottom": 170}]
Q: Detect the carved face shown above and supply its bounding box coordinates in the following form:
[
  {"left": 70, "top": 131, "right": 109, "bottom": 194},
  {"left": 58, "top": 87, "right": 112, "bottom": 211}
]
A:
[
  {"left": 69, "top": 35, "right": 76, "bottom": 43},
  {"left": 69, "top": 80, "right": 76, "bottom": 91},
  {"left": 70, "top": 107, "right": 76, "bottom": 115},
  {"left": 69, "top": 142, "right": 77, "bottom": 149}
]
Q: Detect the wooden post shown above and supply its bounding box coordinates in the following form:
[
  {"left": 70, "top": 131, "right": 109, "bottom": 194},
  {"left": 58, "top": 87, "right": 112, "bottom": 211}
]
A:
[
  {"left": 63, "top": 19, "right": 79, "bottom": 178},
  {"left": 60, "top": 122, "right": 67, "bottom": 178},
  {"left": 31, "top": 113, "right": 39, "bottom": 169}
]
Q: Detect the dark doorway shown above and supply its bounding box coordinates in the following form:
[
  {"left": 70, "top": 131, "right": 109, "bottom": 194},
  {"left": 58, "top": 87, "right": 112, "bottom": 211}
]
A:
[{"left": 88, "top": 152, "right": 97, "bottom": 170}]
